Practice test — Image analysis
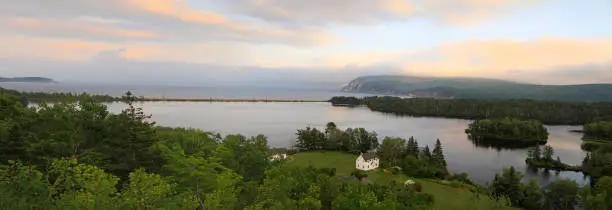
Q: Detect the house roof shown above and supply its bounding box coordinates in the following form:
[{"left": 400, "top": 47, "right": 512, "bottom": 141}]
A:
[{"left": 362, "top": 152, "right": 377, "bottom": 161}]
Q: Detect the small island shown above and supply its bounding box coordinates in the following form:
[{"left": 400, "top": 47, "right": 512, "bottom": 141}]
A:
[
  {"left": 465, "top": 118, "right": 548, "bottom": 147},
  {"left": 525, "top": 145, "right": 582, "bottom": 172}
]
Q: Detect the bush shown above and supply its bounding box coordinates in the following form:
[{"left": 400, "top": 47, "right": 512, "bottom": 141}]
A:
[
  {"left": 286, "top": 149, "right": 298, "bottom": 155},
  {"left": 446, "top": 172, "right": 474, "bottom": 185},
  {"left": 390, "top": 167, "right": 401, "bottom": 175},
  {"left": 413, "top": 182, "right": 423, "bottom": 192},
  {"left": 350, "top": 169, "right": 368, "bottom": 181},
  {"left": 449, "top": 181, "right": 463, "bottom": 188}
]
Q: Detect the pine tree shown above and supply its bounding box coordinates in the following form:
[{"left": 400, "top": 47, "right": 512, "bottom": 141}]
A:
[
  {"left": 432, "top": 139, "right": 447, "bottom": 170},
  {"left": 420, "top": 146, "right": 432, "bottom": 161},
  {"left": 406, "top": 136, "right": 419, "bottom": 157}
]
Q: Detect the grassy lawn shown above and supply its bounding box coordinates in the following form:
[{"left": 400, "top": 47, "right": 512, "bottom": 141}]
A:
[{"left": 286, "top": 151, "right": 516, "bottom": 210}]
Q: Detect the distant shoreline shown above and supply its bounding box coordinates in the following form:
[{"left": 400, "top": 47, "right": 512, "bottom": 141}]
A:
[{"left": 137, "top": 98, "right": 328, "bottom": 103}]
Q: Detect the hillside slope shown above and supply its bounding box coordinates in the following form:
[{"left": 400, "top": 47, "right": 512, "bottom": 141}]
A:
[
  {"left": 342, "top": 75, "right": 612, "bottom": 101},
  {"left": 0, "top": 77, "right": 55, "bottom": 83}
]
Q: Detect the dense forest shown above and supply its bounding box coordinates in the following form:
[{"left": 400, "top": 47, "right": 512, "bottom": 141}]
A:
[
  {"left": 584, "top": 121, "right": 612, "bottom": 141},
  {"left": 465, "top": 118, "right": 548, "bottom": 147},
  {"left": 330, "top": 96, "right": 612, "bottom": 125},
  {"left": 0, "top": 92, "right": 441, "bottom": 209},
  {"left": 2, "top": 89, "right": 612, "bottom": 209},
  {"left": 0, "top": 87, "right": 117, "bottom": 103}
]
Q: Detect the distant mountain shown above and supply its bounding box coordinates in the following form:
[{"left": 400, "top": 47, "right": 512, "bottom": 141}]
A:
[
  {"left": 341, "top": 75, "right": 612, "bottom": 102},
  {"left": 0, "top": 77, "right": 56, "bottom": 83}
]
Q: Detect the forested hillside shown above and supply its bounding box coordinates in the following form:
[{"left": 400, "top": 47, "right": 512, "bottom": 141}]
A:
[
  {"left": 0, "top": 87, "right": 117, "bottom": 103},
  {"left": 330, "top": 96, "right": 612, "bottom": 125},
  {"left": 342, "top": 75, "right": 612, "bottom": 102}
]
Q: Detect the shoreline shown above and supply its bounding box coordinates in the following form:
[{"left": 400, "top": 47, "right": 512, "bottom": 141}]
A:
[{"left": 137, "top": 98, "right": 328, "bottom": 103}]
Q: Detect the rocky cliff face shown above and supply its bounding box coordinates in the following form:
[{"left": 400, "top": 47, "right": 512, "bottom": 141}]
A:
[{"left": 341, "top": 78, "right": 364, "bottom": 92}]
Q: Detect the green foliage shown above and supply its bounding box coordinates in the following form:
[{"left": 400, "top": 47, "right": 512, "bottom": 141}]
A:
[
  {"left": 0, "top": 161, "right": 50, "bottom": 209},
  {"left": 489, "top": 167, "right": 524, "bottom": 206},
  {"left": 521, "top": 178, "right": 543, "bottom": 210},
  {"left": 582, "top": 149, "right": 612, "bottom": 179},
  {"left": 120, "top": 168, "right": 177, "bottom": 209},
  {"left": 405, "top": 136, "right": 419, "bottom": 157},
  {"left": 543, "top": 179, "right": 580, "bottom": 210},
  {"left": 296, "top": 124, "right": 379, "bottom": 154},
  {"left": 0, "top": 87, "right": 118, "bottom": 103},
  {"left": 446, "top": 173, "right": 473, "bottom": 185},
  {"left": 466, "top": 118, "right": 549, "bottom": 147},
  {"left": 377, "top": 137, "right": 406, "bottom": 168},
  {"left": 296, "top": 126, "right": 326, "bottom": 151},
  {"left": 214, "top": 134, "right": 271, "bottom": 182},
  {"left": 338, "top": 96, "right": 612, "bottom": 125},
  {"left": 350, "top": 169, "right": 369, "bottom": 181},
  {"left": 329, "top": 96, "right": 363, "bottom": 106},
  {"left": 47, "top": 158, "right": 119, "bottom": 209},
  {"left": 432, "top": 139, "right": 447, "bottom": 170},
  {"left": 526, "top": 146, "right": 582, "bottom": 171},
  {"left": 584, "top": 121, "right": 612, "bottom": 141}
]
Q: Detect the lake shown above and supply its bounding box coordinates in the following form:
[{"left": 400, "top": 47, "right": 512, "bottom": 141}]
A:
[
  {"left": 5, "top": 82, "right": 590, "bottom": 186},
  {"left": 105, "top": 101, "right": 590, "bottom": 186}
]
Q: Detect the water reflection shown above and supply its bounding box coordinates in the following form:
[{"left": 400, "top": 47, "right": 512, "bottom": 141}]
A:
[
  {"left": 468, "top": 135, "right": 544, "bottom": 150},
  {"left": 104, "top": 102, "right": 589, "bottom": 186}
]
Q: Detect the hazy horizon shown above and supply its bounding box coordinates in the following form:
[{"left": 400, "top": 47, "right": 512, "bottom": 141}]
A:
[{"left": 1, "top": 0, "right": 611, "bottom": 86}]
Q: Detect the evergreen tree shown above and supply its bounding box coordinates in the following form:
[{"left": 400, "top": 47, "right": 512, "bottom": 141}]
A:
[
  {"left": 432, "top": 139, "right": 447, "bottom": 170},
  {"left": 490, "top": 167, "right": 524, "bottom": 206},
  {"left": 420, "top": 146, "right": 432, "bottom": 161},
  {"left": 405, "top": 136, "right": 419, "bottom": 157},
  {"left": 543, "top": 146, "right": 554, "bottom": 161}
]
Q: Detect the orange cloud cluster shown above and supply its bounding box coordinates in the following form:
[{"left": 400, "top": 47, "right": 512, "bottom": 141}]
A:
[
  {"left": 402, "top": 38, "right": 612, "bottom": 77},
  {"left": 8, "top": 17, "right": 160, "bottom": 39},
  {"left": 126, "top": 0, "right": 227, "bottom": 24}
]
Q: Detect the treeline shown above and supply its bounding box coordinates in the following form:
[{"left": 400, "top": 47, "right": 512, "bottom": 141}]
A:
[
  {"left": 584, "top": 121, "right": 612, "bottom": 141},
  {"left": 378, "top": 137, "right": 450, "bottom": 179},
  {"left": 0, "top": 92, "right": 436, "bottom": 209},
  {"left": 295, "top": 122, "right": 379, "bottom": 154},
  {"left": 0, "top": 87, "right": 118, "bottom": 104},
  {"left": 465, "top": 118, "right": 548, "bottom": 147},
  {"left": 581, "top": 121, "right": 612, "bottom": 182},
  {"left": 330, "top": 96, "right": 612, "bottom": 125}
]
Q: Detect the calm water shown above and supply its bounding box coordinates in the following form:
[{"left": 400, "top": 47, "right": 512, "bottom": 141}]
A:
[
  {"left": 6, "top": 83, "right": 589, "bottom": 186},
  {"left": 106, "top": 102, "right": 590, "bottom": 186},
  {"left": 0, "top": 82, "right": 373, "bottom": 100}
]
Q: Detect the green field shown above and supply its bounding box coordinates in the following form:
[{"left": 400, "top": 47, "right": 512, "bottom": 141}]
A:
[{"left": 285, "top": 151, "right": 516, "bottom": 210}]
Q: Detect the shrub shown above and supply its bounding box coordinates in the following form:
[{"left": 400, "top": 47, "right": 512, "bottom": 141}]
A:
[
  {"left": 446, "top": 172, "right": 474, "bottom": 185},
  {"left": 449, "top": 180, "right": 464, "bottom": 188},
  {"left": 413, "top": 182, "right": 423, "bottom": 192},
  {"left": 350, "top": 169, "right": 368, "bottom": 181}
]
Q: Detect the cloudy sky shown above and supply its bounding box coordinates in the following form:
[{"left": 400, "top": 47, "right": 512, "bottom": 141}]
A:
[{"left": 0, "top": 0, "right": 611, "bottom": 86}]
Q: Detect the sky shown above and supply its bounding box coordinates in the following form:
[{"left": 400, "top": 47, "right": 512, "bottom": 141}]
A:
[{"left": 0, "top": 0, "right": 611, "bottom": 87}]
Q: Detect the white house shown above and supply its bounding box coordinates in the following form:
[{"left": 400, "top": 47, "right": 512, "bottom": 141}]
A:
[
  {"left": 271, "top": 153, "right": 288, "bottom": 160},
  {"left": 356, "top": 152, "right": 379, "bottom": 171}
]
